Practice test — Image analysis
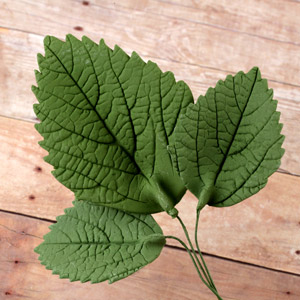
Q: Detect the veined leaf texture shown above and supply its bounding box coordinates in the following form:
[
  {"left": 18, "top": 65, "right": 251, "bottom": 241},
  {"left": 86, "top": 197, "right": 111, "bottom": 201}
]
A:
[
  {"left": 170, "top": 68, "right": 284, "bottom": 210},
  {"left": 33, "top": 35, "right": 194, "bottom": 217},
  {"left": 35, "top": 201, "right": 165, "bottom": 283},
  {"left": 33, "top": 35, "right": 284, "bottom": 286}
]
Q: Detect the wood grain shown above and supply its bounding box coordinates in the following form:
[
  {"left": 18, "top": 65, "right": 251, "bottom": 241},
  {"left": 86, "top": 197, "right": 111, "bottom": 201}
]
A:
[
  {"left": 1, "top": 116, "right": 299, "bottom": 275},
  {"left": 0, "top": 28, "right": 299, "bottom": 174},
  {"left": 110, "top": 0, "right": 300, "bottom": 46},
  {"left": 1, "top": 0, "right": 300, "bottom": 84},
  {"left": 0, "top": 1, "right": 299, "bottom": 297},
  {"left": 1, "top": 211, "right": 300, "bottom": 300},
  {"left": 1, "top": 27, "right": 300, "bottom": 120}
]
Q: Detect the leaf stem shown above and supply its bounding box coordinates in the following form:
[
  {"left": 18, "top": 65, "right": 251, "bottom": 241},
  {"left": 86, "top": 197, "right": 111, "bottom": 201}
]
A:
[
  {"left": 195, "top": 209, "right": 217, "bottom": 291},
  {"left": 175, "top": 216, "right": 223, "bottom": 300},
  {"left": 165, "top": 236, "right": 216, "bottom": 294},
  {"left": 165, "top": 236, "right": 203, "bottom": 278},
  {"left": 176, "top": 215, "right": 211, "bottom": 283}
]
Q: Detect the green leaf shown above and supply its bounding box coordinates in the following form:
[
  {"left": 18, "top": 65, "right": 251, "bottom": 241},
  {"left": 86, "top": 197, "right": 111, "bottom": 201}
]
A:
[
  {"left": 35, "top": 201, "right": 166, "bottom": 283},
  {"left": 171, "top": 67, "right": 284, "bottom": 210},
  {"left": 32, "top": 35, "right": 193, "bottom": 216}
]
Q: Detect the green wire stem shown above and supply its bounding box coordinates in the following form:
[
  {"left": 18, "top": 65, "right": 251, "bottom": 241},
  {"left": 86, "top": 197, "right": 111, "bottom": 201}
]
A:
[
  {"left": 176, "top": 216, "right": 211, "bottom": 284},
  {"left": 195, "top": 209, "right": 218, "bottom": 291},
  {"left": 174, "top": 216, "right": 223, "bottom": 300},
  {"left": 165, "top": 235, "right": 221, "bottom": 299}
]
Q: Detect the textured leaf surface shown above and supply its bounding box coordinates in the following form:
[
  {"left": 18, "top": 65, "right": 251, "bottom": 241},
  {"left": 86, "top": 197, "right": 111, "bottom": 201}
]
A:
[
  {"left": 171, "top": 67, "right": 284, "bottom": 209},
  {"left": 32, "top": 35, "right": 193, "bottom": 216},
  {"left": 35, "top": 201, "right": 166, "bottom": 283}
]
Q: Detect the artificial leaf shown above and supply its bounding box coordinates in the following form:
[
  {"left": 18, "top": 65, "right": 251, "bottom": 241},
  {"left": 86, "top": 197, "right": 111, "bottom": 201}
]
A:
[
  {"left": 35, "top": 200, "right": 166, "bottom": 283},
  {"left": 32, "top": 35, "right": 193, "bottom": 216},
  {"left": 171, "top": 67, "right": 284, "bottom": 210}
]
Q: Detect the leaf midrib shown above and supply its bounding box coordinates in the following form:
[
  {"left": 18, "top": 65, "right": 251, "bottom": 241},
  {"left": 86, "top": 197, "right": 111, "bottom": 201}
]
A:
[
  {"left": 45, "top": 43, "right": 143, "bottom": 176},
  {"left": 213, "top": 134, "right": 283, "bottom": 205},
  {"left": 107, "top": 46, "right": 137, "bottom": 156},
  {"left": 40, "top": 240, "right": 150, "bottom": 246},
  {"left": 213, "top": 69, "right": 258, "bottom": 185}
]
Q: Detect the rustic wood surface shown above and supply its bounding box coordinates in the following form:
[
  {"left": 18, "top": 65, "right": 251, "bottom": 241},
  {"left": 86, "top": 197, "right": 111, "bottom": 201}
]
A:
[
  {"left": 1, "top": 115, "right": 300, "bottom": 275},
  {"left": 1, "top": 211, "right": 300, "bottom": 300},
  {"left": 0, "top": 0, "right": 299, "bottom": 299}
]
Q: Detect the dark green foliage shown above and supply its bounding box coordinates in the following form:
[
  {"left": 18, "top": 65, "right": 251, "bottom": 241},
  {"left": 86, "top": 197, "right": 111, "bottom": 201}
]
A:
[
  {"left": 170, "top": 67, "right": 284, "bottom": 210},
  {"left": 33, "top": 35, "right": 193, "bottom": 217},
  {"left": 33, "top": 36, "right": 284, "bottom": 286},
  {"left": 35, "top": 201, "right": 165, "bottom": 283}
]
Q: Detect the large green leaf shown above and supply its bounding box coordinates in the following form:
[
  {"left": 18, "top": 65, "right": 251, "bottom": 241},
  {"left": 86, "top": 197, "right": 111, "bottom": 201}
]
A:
[
  {"left": 35, "top": 201, "right": 165, "bottom": 283},
  {"left": 32, "top": 35, "right": 193, "bottom": 216},
  {"left": 171, "top": 67, "right": 284, "bottom": 210}
]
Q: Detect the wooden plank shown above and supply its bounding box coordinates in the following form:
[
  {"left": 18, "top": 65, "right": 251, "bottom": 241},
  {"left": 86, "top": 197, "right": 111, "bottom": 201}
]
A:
[
  {"left": 111, "top": 0, "right": 300, "bottom": 46},
  {"left": 4, "top": 0, "right": 300, "bottom": 47},
  {"left": 1, "top": 116, "right": 300, "bottom": 275},
  {"left": 1, "top": 211, "right": 300, "bottom": 300},
  {"left": 150, "top": 0, "right": 300, "bottom": 44},
  {"left": 1, "top": 0, "right": 300, "bottom": 86},
  {"left": 0, "top": 29, "right": 42, "bottom": 122},
  {"left": 0, "top": 29, "right": 299, "bottom": 174},
  {"left": 1, "top": 27, "right": 299, "bottom": 121}
]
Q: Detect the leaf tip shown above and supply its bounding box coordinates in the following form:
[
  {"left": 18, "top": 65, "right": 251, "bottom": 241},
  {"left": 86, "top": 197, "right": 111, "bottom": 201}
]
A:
[
  {"left": 268, "top": 87, "right": 274, "bottom": 97},
  {"left": 63, "top": 205, "right": 74, "bottom": 216},
  {"left": 44, "top": 35, "right": 64, "bottom": 51},
  {"left": 113, "top": 43, "right": 129, "bottom": 58},
  {"left": 43, "top": 35, "right": 51, "bottom": 47},
  {"left": 113, "top": 44, "right": 121, "bottom": 51},
  {"left": 33, "top": 103, "right": 40, "bottom": 114},
  {"left": 99, "top": 38, "right": 107, "bottom": 47},
  {"left": 279, "top": 132, "right": 285, "bottom": 144},
  {"left": 216, "top": 78, "right": 225, "bottom": 89},
  {"left": 146, "top": 60, "right": 158, "bottom": 68},
  {"left": 37, "top": 53, "right": 45, "bottom": 65},
  {"left": 48, "top": 223, "right": 56, "bottom": 230},
  {"left": 37, "top": 138, "right": 45, "bottom": 147},
  {"left": 34, "top": 66, "right": 40, "bottom": 75},
  {"left": 82, "top": 35, "right": 94, "bottom": 45},
  {"left": 251, "top": 66, "right": 259, "bottom": 72},
  {"left": 31, "top": 84, "right": 38, "bottom": 93},
  {"left": 249, "top": 66, "right": 261, "bottom": 80},
  {"left": 65, "top": 33, "right": 75, "bottom": 40},
  {"left": 66, "top": 33, "right": 80, "bottom": 44},
  {"left": 34, "top": 244, "right": 41, "bottom": 254},
  {"left": 131, "top": 51, "right": 145, "bottom": 64}
]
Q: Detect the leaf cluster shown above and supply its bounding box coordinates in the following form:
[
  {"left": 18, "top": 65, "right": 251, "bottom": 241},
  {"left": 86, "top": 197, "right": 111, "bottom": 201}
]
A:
[{"left": 33, "top": 35, "right": 284, "bottom": 285}]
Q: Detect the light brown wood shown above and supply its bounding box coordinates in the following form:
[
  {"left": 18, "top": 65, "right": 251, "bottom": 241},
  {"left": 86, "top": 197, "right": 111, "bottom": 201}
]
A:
[
  {"left": 0, "top": 0, "right": 299, "bottom": 298},
  {"left": 110, "top": 0, "right": 300, "bottom": 46},
  {"left": 1, "top": 0, "right": 300, "bottom": 84},
  {"left": 1, "top": 27, "right": 300, "bottom": 119},
  {"left": 1, "top": 115, "right": 299, "bottom": 275},
  {"left": 0, "top": 28, "right": 299, "bottom": 174},
  {"left": 1, "top": 211, "right": 300, "bottom": 300}
]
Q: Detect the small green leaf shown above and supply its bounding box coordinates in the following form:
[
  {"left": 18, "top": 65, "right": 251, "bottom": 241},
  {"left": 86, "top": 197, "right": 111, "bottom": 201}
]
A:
[
  {"left": 35, "top": 201, "right": 166, "bottom": 283},
  {"left": 32, "top": 35, "right": 193, "bottom": 216},
  {"left": 171, "top": 67, "right": 284, "bottom": 210}
]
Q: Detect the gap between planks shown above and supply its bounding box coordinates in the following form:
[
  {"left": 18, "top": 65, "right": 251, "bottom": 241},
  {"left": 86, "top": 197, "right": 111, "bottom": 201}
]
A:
[
  {"left": 1, "top": 26, "right": 300, "bottom": 176},
  {"left": 1, "top": 24, "right": 300, "bottom": 91},
  {"left": 1, "top": 210, "right": 300, "bottom": 300},
  {"left": 0, "top": 113, "right": 298, "bottom": 180},
  {"left": 0, "top": 115, "right": 300, "bottom": 275},
  {"left": 1, "top": 207, "right": 300, "bottom": 279},
  {"left": 88, "top": 0, "right": 300, "bottom": 47}
]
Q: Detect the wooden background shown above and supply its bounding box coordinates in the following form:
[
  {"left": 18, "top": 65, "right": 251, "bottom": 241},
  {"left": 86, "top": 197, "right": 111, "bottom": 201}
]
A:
[{"left": 0, "top": 0, "right": 300, "bottom": 299}]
